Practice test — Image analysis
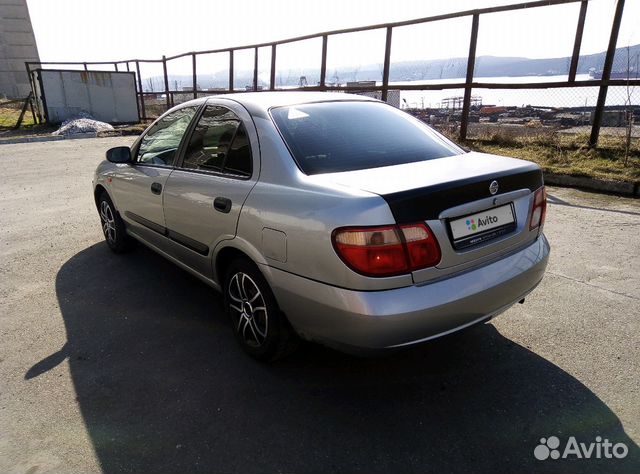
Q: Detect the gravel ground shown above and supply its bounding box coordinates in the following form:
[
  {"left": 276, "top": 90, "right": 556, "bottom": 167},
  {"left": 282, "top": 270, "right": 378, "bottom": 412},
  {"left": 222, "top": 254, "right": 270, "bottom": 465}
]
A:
[{"left": 0, "top": 137, "right": 638, "bottom": 474}]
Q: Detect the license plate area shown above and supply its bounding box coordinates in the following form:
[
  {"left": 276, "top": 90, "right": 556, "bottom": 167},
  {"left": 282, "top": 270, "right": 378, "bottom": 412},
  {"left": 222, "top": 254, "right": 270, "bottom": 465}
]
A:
[{"left": 448, "top": 203, "right": 516, "bottom": 250}]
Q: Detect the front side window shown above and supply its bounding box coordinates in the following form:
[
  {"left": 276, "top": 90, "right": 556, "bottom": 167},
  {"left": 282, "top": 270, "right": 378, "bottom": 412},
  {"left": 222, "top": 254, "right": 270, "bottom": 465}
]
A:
[
  {"left": 136, "top": 106, "right": 198, "bottom": 167},
  {"left": 182, "top": 105, "right": 252, "bottom": 177},
  {"left": 270, "top": 101, "right": 462, "bottom": 175}
]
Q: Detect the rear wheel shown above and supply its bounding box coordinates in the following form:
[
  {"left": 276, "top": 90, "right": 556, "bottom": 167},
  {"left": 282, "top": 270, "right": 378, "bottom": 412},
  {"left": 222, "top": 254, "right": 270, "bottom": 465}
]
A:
[
  {"left": 98, "top": 192, "right": 133, "bottom": 253},
  {"left": 224, "top": 258, "right": 298, "bottom": 360}
]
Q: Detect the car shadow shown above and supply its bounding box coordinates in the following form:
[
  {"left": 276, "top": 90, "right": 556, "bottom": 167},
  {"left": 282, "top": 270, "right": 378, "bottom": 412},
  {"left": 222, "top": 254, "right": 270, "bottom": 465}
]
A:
[{"left": 37, "top": 242, "right": 639, "bottom": 473}]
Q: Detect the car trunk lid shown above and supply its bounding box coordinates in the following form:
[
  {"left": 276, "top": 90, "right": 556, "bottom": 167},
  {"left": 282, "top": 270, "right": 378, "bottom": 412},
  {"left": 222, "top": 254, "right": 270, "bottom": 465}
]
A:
[
  {"left": 310, "top": 152, "right": 541, "bottom": 220},
  {"left": 308, "top": 152, "right": 543, "bottom": 274}
]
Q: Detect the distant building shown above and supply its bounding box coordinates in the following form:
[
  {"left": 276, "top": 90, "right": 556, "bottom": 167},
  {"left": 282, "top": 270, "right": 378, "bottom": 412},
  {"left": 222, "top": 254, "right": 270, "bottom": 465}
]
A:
[
  {"left": 345, "top": 82, "right": 401, "bottom": 108},
  {"left": 0, "top": 0, "right": 40, "bottom": 98},
  {"left": 441, "top": 96, "right": 482, "bottom": 111},
  {"left": 346, "top": 81, "right": 376, "bottom": 88}
]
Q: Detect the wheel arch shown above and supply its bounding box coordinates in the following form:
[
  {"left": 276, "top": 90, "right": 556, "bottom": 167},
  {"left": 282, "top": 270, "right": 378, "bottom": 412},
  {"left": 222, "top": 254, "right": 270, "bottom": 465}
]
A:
[
  {"left": 94, "top": 184, "right": 108, "bottom": 209},
  {"left": 213, "top": 238, "right": 269, "bottom": 288},
  {"left": 94, "top": 184, "right": 124, "bottom": 218}
]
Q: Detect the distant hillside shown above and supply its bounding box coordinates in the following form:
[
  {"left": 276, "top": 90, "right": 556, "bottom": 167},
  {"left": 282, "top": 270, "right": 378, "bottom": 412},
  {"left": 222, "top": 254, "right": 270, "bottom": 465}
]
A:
[{"left": 146, "top": 43, "right": 640, "bottom": 91}]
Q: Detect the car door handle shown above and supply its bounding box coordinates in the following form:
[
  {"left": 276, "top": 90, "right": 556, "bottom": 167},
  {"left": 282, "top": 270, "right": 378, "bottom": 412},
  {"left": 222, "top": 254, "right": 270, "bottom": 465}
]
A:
[
  {"left": 150, "top": 182, "right": 162, "bottom": 195},
  {"left": 213, "top": 197, "right": 232, "bottom": 213}
]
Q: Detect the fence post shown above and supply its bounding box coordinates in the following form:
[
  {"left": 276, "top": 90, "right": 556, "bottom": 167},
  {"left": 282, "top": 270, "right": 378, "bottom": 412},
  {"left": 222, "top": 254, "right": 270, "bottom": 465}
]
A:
[
  {"left": 83, "top": 62, "right": 88, "bottom": 71},
  {"left": 270, "top": 44, "right": 276, "bottom": 90},
  {"left": 381, "top": 27, "right": 393, "bottom": 102},
  {"left": 136, "top": 60, "right": 146, "bottom": 121},
  {"left": 24, "top": 61, "right": 30, "bottom": 89},
  {"left": 590, "top": 0, "right": 625, "bottom": 147},
  {"left": 29, "top": 96, "right": 37, "bottom": 125},
  {"left": 569, "top": 0, "right": 588, "bottom": 82},
  {"left": 162, "top": 55, "right": 170, "bottom": 110},
  {"left": 229, "top": 50, "right": 234, "bottom": 91},
  {"left": 320, "top": 35, "right": 328, "bottom": 89},
  {"left": 253, "top": 47, "right": 259, "bottom": 91},
  {"left": 24, "top": 61, "right": 32, "bottom": 107},
  {"left": 460, "top": 13, "right": 479, "bottom": 141},
  {"left": 24, "top": 61, "right": 41, "bottom": 123},
  {"left": 114, "top": 62, "right": 119, "bottom": 72},
  {"left": 192, "top": 53, "right": 197, "bottom": 99},
  {"left": 13, "top": 91, "right": 33, "bottom": 129}
]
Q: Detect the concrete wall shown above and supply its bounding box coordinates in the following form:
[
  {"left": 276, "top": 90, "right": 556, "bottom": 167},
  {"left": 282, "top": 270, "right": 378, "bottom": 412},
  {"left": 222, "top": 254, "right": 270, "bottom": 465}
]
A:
[
  {"left": 37, "top": 70, "right": 138, "bottom": 123},
  {"left": 0, "top": 0, "right": 40, "bottom": 98}
]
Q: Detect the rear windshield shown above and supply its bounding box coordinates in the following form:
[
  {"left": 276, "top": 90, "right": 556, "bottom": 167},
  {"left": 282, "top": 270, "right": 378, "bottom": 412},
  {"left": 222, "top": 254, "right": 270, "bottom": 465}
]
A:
[{"left": 270, "top": 101, "right": 462, "bottom": 175}]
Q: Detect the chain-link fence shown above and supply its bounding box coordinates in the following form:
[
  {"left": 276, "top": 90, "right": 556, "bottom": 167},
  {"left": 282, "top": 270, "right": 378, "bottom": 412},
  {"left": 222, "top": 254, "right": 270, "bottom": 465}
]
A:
[
  {"left": 24, "top": 0, "right": 639, "bottom": 147},
  {"left": 407, "top": 85, "right": 639, "bottom": 143}
]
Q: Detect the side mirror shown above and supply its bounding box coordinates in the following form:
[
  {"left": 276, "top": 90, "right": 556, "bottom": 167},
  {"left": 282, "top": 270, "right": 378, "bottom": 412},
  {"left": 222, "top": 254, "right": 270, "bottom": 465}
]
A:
[{"left": 106, "top": 146, "right": 132, "bottom": 163}]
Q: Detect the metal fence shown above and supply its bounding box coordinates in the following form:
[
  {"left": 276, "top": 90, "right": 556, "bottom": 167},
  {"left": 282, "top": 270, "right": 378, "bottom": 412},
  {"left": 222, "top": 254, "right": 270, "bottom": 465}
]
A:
[{"left": 25, "top": 0, "right": 639, "bottom": 146}]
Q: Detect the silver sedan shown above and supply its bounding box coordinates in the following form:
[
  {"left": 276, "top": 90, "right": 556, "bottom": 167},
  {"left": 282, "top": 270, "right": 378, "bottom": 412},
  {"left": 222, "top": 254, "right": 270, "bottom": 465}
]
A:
[{"left": 93, "top": 92, "right": 550, "bottom": 360}]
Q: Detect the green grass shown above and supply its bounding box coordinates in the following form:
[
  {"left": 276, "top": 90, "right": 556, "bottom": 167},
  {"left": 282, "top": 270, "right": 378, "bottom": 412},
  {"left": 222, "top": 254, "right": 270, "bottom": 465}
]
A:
[
  {"left": 0, "top": 102, "right": 36, "bottom": 128},
  {"left": 462, "top": 132, "right": 640, "bottom": 184}
]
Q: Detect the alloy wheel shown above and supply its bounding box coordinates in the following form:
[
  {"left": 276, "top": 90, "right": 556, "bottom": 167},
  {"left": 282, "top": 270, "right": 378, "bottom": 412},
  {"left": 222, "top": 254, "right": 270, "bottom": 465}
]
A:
[
  {"left": 100, "top": 200, "right": 116, "bottom": 244},
  {"left": 228, "top": 272, "right": 268, "bottom": 347}
]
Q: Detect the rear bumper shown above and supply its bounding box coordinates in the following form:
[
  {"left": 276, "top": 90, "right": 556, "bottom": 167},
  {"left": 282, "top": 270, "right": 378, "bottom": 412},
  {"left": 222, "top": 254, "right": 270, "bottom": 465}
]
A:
[{"left": 266, "top": 234, "right": 550, "bottom": 352}]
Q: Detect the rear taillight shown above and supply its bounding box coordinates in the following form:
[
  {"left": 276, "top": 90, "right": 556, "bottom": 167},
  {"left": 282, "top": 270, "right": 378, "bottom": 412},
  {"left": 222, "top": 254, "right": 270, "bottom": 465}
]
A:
[
  {"left": 332, "top": 223, "right": 441, "bottom": 277},
  {"left": 529, "top": 186, "right": 547, "bottom": 231}
]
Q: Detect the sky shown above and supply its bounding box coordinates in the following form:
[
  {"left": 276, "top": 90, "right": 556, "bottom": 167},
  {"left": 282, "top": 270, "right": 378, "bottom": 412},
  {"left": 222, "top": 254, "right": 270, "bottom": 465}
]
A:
[{"left": 25, "top": 0, "right": 639, "bottom": 73}]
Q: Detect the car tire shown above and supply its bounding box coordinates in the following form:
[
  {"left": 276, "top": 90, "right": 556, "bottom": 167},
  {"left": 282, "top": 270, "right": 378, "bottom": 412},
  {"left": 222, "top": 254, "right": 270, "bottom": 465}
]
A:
[
  {"left": 224, "top": 258, "right": 298, "bottom": 361},
  {"left": 98, "top": 192, "right": 134, "bottom": 253}
]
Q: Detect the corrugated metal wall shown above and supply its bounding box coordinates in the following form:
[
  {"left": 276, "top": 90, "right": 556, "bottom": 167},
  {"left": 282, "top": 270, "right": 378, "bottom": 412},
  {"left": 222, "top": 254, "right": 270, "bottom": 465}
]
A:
[{"left": 36, "top": 70, "right": 138, "bottom": 123}]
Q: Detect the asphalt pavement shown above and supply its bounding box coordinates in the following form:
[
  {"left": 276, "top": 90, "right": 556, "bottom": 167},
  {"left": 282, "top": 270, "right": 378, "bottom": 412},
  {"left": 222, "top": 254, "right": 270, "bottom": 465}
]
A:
[{"left": 0, "top": 137, "right": 638, "bottom": 473}]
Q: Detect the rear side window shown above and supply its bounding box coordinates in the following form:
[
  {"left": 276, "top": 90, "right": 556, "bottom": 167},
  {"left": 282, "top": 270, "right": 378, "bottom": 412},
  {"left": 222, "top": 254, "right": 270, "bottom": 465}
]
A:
[
  {"left": 270, "top": 101, "right": 461, "bottom": 175},
  {"left": 182, "top": 105, "right": 252, "bottom": 177}
]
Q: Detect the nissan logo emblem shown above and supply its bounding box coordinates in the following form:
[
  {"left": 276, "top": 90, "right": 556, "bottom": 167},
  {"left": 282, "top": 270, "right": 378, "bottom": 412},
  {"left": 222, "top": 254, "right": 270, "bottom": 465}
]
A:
[{"left": 489, "top": 180, "right": 499, "bottom": 195}]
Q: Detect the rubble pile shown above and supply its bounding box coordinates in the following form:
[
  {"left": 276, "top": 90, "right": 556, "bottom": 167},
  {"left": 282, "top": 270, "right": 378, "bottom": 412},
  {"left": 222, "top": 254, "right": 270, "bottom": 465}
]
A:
[{"left": 52, "top": 112, "right": 114, "bottom": 136}]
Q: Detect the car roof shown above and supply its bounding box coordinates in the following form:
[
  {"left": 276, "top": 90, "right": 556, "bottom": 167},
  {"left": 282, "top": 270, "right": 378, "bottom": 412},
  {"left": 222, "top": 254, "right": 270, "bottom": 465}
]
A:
[{"left": 179, "top": 91, "right": 380, "bottom": 117}]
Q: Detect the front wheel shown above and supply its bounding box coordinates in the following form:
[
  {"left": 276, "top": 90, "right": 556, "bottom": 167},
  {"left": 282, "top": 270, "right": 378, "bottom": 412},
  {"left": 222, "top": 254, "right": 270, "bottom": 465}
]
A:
[
  {"left": 98, "top": 192, "right": 133, "bottom": 253},
  {"left": 224, "top": 258, "right": 298, "bottom": 361}
]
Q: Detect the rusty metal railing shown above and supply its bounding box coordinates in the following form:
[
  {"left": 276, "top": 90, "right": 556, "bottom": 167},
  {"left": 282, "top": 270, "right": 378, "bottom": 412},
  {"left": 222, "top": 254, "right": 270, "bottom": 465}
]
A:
[{"left": 25, "top": 0, "right": 638, "bottom": 147}]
